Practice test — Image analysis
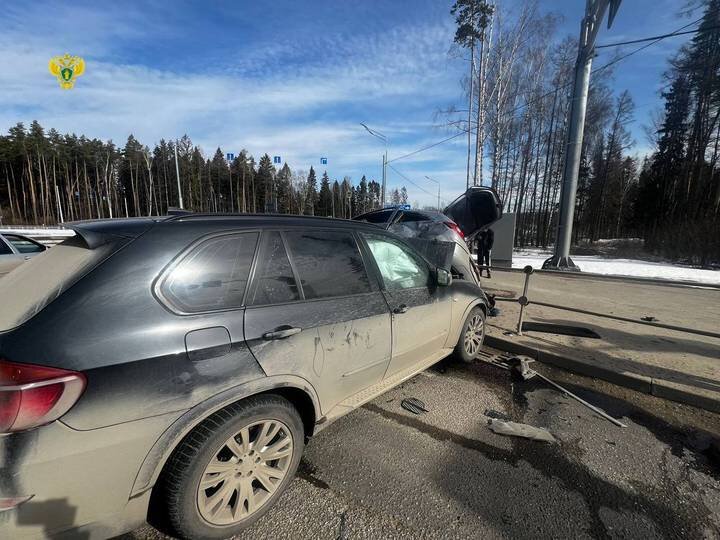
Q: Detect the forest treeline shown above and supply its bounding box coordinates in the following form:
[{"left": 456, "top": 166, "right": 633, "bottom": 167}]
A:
[
  {"left": 0, "top": 124, "right": 413, "bottom": 225},
  {"left": 451, "top": 0, "right": 720, "bottom": 265},
  {"left": 1, "top": 1, "right": 718, "bottom": 266}
]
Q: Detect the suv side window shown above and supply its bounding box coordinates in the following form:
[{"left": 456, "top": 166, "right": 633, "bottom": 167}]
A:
[
  {"left": 161, "top": 232, "right": 258, "bottom": 313},
  {"left": 284, "top": 230, "right": 371, "bottom": 299},
  {"left": 363, "top": 234, "right": 429, "bottom": 290},
  {"left": 249, "top": 231, "right": 300, "bottom": 306}
]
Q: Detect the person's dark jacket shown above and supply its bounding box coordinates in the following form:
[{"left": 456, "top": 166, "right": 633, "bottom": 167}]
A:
[{"left": 480, "top": 229, "right": 494, "bottom": 252}]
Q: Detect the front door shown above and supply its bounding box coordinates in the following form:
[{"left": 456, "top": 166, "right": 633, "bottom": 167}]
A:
[
  {"left": 360, "top": 233, "right": 453, "bottom": 378},
  {"left": 244, "top": 229, "right": 392, "bottom": 413}
]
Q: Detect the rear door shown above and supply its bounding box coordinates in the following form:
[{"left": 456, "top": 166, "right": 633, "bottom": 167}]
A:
[
  {"left": 360, "top": 232, "right": 453, "bottom": 378},
  {"left": 443, "top": 186, "right": 503, "bottom": 241},
  {"left": 243, "top": 228, "right": 392, "bottom": 412}
]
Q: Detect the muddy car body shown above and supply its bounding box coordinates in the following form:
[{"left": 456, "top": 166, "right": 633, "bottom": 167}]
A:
[{"left": 0, "top": 214, "right": 489, "bottom": 539}]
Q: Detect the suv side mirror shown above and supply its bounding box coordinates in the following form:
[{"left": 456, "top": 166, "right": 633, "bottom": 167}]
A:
[{"left": 436, "top": 267, "right": 452, "bottom": 287}]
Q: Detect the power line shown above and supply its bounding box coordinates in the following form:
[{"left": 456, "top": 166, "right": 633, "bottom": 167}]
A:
[
  {"left": 387, "top": 132, "right": 466, "bottom": 164},
  {"left": 387, "top": 163, "right": 440, "bottom": 199},
  {"left": 387, "top": 16, "right": 705, "bottom": 165},
  {"left": 596, "top": 24, "right": 717, "bottom": 49}
]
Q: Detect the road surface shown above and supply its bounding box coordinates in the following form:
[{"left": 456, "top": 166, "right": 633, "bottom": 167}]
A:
[{"left": 124, "top": 352, "right": 720, "bottom": 539}]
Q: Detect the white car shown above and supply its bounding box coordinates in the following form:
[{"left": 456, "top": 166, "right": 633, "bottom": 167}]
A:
[{"left": 0, "top": 233, "right": 47, "bottom": 277}]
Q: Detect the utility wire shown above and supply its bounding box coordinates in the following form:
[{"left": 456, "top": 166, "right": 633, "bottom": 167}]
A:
[
  {"left": 387, "top": 163, "right": 439, "bottom": 199},
  {"left": 596, "top": 24, "right": 718, "bottom": 49},
  {"left": 388, "top": 16, "right": 705, "bottom": 164}
]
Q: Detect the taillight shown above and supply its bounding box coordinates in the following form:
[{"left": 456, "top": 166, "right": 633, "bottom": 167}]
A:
[
  {"left": 0, "top": 359, "right": 86, "bottom": 433},
  {"left": 444, "top": 221, "right": 465, "bottom": 239}
]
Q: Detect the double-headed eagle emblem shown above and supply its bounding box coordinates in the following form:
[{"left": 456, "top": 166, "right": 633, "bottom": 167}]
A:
[{"left": 49, "top": 54, "right": 85, "bottom": 89}]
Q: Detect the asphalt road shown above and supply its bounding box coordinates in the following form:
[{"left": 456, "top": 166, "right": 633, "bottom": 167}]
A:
[{"left": 124, "top": 351, "right": 720, "bottom": 539}]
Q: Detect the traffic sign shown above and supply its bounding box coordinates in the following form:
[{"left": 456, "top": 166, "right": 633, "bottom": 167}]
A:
[
  {"left": 320, "top": 157, "right": 327, "bottom": 165},
  {"left": 273, "top": 156, "right": 281, "bottom": 164},
  {"left": 226, "top": 153, "right": 234, "bottom": 161}
]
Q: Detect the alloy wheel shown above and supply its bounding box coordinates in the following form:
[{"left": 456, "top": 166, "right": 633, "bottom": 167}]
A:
[
  {"left": 197, "top": 419, "right": 294, "bottom": 525},
  {"left": 463, "top": 313, "right": 484, "bottom": 357}
]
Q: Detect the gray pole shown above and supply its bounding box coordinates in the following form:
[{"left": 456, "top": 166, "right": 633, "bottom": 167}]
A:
[
  {"left": 543, "top": 0, "right": 617, "bottom": 272},
  {"left": 174, "top": 140, "right": 184, "bottom": 210},
  {"left": 381, "top": 150, "right": 387, "bottom": 207}
]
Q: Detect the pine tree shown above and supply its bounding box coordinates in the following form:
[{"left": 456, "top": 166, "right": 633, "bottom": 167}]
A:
[
  {"left": 255, "top": 154, "right": 275, "bottom": 213},
  {"left": 276, "top": 163, "right": 292, "bottom": 213},
  {"left": 306, "top": 166, "right": 318, "bottom": 215},
  {"left": 318, "top": 171, "right": 332, "bottom": 216}
]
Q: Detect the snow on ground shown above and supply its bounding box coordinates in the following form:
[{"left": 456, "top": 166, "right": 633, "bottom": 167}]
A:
[{"left": 513, "top": 248, "right": 720, "bottom": 286}]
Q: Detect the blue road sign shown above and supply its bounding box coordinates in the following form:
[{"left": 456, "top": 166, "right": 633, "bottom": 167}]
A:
[
  {"left": 320, "top": 157, "right": 327, "bottom": 165},
  {"left": 383, "top": 203, "right": 411, "bottom": 210},
  {"left": 273, "top": 156, "right": 281, "bottom": 164},
  {"left": 226, "top": 153, "right": 234, "bottom": 161}
]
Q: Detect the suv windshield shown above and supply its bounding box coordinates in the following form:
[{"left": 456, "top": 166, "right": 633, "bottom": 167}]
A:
[{"left": 0, "top": 236, "right": 117, "bottom": 331}]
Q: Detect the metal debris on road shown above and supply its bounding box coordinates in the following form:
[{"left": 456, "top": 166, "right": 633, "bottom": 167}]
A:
[
  {"left": 401, "top": 397, "right": 429, "bottom": 415},
  {"left": 509, "top": 355, "right": 628, "bottom": 428},
  {"left": 488, "top": 419, "right": 556, "bottom": 443}
]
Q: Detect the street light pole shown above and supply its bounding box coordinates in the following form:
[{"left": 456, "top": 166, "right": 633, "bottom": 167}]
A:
[
  {"left": 360, "top": 123, "right": 388, "bottom": 207},
  {"left": 425, "top": 176, "right": 441, "bottom": 211},
  {"left": 174, "top": 139, "right": 184, "bottom": 210},
  {"left": 543, "top": 0, "right": 621, "bottom": 272}
]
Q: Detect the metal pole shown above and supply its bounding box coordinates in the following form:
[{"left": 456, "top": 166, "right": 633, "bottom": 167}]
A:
[
  {"left": 438, "top": 185, "right": 441, "bottom": 211},
  {"left": 381, "top": 151, "right": 387, "bottom": 207},
  {"left": 516, "top": 265, "right": 533, "bottom": 335},
  {"left": 55, "top": 184, "right": 64, "bottom": 223},
  {"left": 543, "top": 0, "right": 615, "bottom": 272},
  {"left": 174, "top": 140, "right": 184, "bottom": 210}
]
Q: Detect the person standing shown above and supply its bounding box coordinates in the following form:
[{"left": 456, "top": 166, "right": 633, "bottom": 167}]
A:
[{"left": 476, "top": 228, "right": 494, "bottom": 278}]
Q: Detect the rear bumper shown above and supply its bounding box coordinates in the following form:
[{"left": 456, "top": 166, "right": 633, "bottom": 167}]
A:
[{"left": 0, "top": 411, "right": 181, "bottom": 539}]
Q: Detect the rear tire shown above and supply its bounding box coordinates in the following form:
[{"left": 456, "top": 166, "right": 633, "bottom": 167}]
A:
[
  {"left": 455, "top": 306, "right": 486, "bottom": 363},
  {"left": 156, "top": 395, "right": 304, "bottom": 539}
]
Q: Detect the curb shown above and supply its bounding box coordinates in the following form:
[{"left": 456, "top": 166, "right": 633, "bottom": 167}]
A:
[{"left": 485, "top": 334, "right": 720, "bottom": 414}]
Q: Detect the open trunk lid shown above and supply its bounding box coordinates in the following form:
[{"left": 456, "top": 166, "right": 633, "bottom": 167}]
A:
[{"left": 443, "top": 186, "right": 503, "bottom": 241}]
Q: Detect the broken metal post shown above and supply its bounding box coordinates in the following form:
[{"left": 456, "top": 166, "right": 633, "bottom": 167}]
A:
[{"left": 516, "top": 265, "right": 534, "bottom": 335}]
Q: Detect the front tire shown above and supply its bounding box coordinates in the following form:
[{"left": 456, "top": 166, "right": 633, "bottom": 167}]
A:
[
  {"left": 455, "top": 306, "right": 486, "bottom": 363},
  {"left": 156, "top": 395, "right": 304, "bottom": 539}
]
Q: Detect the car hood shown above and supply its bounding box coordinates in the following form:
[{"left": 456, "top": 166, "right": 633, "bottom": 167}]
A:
[{"left": 443, "top": 186, "right": 503, "bottom": 241}]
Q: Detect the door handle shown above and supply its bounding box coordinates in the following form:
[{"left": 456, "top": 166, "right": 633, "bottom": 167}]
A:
[
  {"left": 24, "top": 256, "right": 32, "bottom": 260},
  {"left": 263, "top": 326, "right": 302, "bottom": 340},
  {"left": 393, "top": 304, "right": 408, "bottom": 314}
]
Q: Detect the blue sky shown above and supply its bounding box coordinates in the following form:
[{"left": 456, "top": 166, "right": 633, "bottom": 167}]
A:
[{"left": 1, "top": 0, "right": 701, "bottom": 207}]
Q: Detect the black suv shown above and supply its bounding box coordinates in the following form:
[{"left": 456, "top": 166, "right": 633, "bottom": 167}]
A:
[{"left": 0, "top": 214, "right": 489, "bottom": 539}]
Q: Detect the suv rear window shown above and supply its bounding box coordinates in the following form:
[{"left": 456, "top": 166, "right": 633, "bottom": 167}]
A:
[
  {"left": 0, "top": 235, "right": 115, "bottom": 331},
  {"left": 284, "top": 230, "right": 370, "bottom": 299},
  {"left": 355, "top": 210, "right": 395, "bottom": 224},
  {"left": 161, "top": 232, "right": 259, "bottom": 313}
]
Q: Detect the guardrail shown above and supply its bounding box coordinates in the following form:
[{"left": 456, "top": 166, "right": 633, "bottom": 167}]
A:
[{"left": 0, "top": 226, "right": 75, "bottom": 247}]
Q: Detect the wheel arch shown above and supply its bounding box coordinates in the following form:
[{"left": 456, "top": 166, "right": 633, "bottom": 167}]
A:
[{"left": 130, "top": 375, "right": 320, "bottom": 499}]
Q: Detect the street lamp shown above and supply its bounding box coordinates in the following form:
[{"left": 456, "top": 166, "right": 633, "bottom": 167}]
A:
[
  {"left": 360, "top": 123, "right": 388, "bottom": 207},
  {"left": 424, "top": 176, "right": 441, "bottom": 211}
]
